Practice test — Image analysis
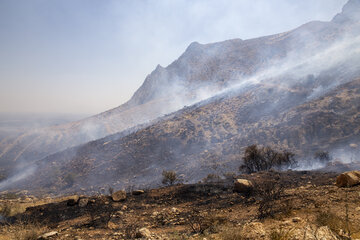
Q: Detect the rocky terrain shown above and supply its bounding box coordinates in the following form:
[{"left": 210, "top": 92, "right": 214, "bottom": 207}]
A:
[{"left": 1, "top": 170, "right": 360, "bottom": 239}]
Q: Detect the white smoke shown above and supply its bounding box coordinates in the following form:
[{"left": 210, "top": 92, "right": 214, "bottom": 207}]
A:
[{"left": 0, "top": 165, "right": 36, "bottom": 191}]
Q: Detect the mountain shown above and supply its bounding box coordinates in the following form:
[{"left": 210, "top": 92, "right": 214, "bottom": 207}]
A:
[
  {"left": 2, "top": 0, "right": 360, "bottom": 193},
  {"left": 2, "top": 1, "right": 359, "bottom": 177}
]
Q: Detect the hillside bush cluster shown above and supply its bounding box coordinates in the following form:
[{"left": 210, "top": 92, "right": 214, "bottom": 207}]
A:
[{"left": 240, "top": 145, "right": 296, "bottom": 173}]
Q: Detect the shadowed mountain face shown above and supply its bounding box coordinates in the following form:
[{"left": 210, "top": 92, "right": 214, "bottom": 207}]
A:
[{"left": 1, "top": 0, "right": 360, "bottom": 193}]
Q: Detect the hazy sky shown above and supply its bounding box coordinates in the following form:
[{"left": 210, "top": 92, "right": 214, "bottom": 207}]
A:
[{"left": 0, "top": 0, "right": 347, "bottom": 115}]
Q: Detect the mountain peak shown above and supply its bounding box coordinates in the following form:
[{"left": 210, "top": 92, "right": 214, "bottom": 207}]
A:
[{"left": 332, "top": 0, "right": 360, "bottom": 23}]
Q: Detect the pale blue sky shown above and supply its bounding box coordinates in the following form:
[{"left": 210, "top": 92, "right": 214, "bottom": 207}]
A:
[{"left": 0, "top": 0, "right": 347, "bottom": 114}]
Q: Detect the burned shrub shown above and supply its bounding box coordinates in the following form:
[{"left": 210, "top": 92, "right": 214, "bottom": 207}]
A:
[
  {"left": 240, "top": 145, "right": 296, "bottom": 173},
  {"left": 256, "top": 180, "right": 285, "bottom": 219},
  {"left": 314, "top": 150, "right": 331, "bottom": 163},
  {"left": 162, "top": 170, "right": 177, "bottom": 186},
  {"left": 202, "top": 173, "right": 221, "bottom": 183},
  {"left": 185, "top": 208, "right": 226, "bottom": 234}
]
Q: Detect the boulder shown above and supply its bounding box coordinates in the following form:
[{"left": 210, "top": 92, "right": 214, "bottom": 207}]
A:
[
  {"left": 234, "top": 179, "right": 254, "bottom": 194},
  {"left": 111, "top": 190, "right": 126, "bottom": 202},
  {"left": 66, "top": 195, "right": 80, "bottom": 206},
  {"left": 336, "top": 170, "right": 360, "bottom": 187}
]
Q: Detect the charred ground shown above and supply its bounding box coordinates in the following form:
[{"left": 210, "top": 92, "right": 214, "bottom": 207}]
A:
[{"left": 1, "top": 170, "right": 359, "bottom": 239}]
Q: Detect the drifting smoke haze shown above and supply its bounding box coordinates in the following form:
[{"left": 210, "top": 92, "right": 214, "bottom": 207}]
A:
[
  {"left": 0, "top": 0, "right": 347, "bottom": 114},
  {"left": 0, "top": 0, "right": 360, "bottom": 193},
  {"left": 0, "top": 165, "right": 36, "bottom": 191}
]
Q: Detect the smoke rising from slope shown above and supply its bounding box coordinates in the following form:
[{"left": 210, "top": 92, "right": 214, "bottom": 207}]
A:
[
  {"left": 207, "top": 35, "right": 360, "bottom": 102},
  {"left": 1, "top": 2, "right": 360, "bottom": 192},
  {"left": 0, "top": 165, "right": 36, "bottom": 191}
]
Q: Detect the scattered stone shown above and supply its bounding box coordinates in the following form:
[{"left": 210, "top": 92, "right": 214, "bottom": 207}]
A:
[
  {"left": 132, "top": 189, "right": 145, "bottom": 195},
  {"left": 116, "top": 210, "right": 124, "bottom": 215},
  {"left": 336, "top": 170, "right": 360, "bottom": 187},
  {"left": 152, "top": 211, "right": 160, "bottom": 217},
  {"left": 38, "top": 231, "right": 58, "bottom": 239},
  {"left": 292, "top": 217, "right": 302, "bottom": 223},
  {"left": 78, "top": 198, "right": 88, "bottom": 207},
  {"left": 234, "top": 179, "right": 254, "bottom": 194},
  {"left": 136, "top": 227, "right": 152, "bottom": 238},
  {"left": 111, "top": 190, "right": 126, "bottom": 202},
  {"left": 121, "top": 205, "right": 128, "bottom": 211},
  {"left": 171, "top": 207, "right": 180, "bottom": 214},
  {"left": 356, "top": 207, "right": 360, "bottom": 212}
]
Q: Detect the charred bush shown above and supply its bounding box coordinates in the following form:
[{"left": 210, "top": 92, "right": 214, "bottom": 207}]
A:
[
  {"left": 223, "top": 172, "right": 236, "bottom": 182},
  {"left": 185, "top": 208, "right": 226, "bottom": 234},
  {"left": 314, "top": 150, "right": 331, "bottom": 163},
  {"left": 240, "top": 145, "right": 296, "bottom": 173},
  {"left": 255, "top": 180, "right": 285, "bottom": 219},
  {"left": 162, "top": 170, "right": 177, "bottom": 186},
  {"left": 202, "top": 173, "right": 221, "bottom": 183}
]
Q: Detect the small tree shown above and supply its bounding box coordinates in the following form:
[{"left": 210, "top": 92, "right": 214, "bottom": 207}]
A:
[
  {"left": 162, "top": 170, "right": 177, "bottom": 186},
  {"left": 240, "top": 145, "right": 296, "bottom": 173}
]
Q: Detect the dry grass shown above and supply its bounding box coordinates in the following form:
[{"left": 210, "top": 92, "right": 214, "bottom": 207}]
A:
[
  {"left": 217, "top": 225, "right": 244, "bottom": 240},
  {"left": 0, "top": 222, "right": 48, "bottom": 240},
  {"left": 0, "top": 201, "right": 26, "bottom": 217},
  {"left": 269, "top": 228, "right": 293, "bottom": 240},
  {"left": 315, "top": 211, "right": 344, "bottom": 233}
]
